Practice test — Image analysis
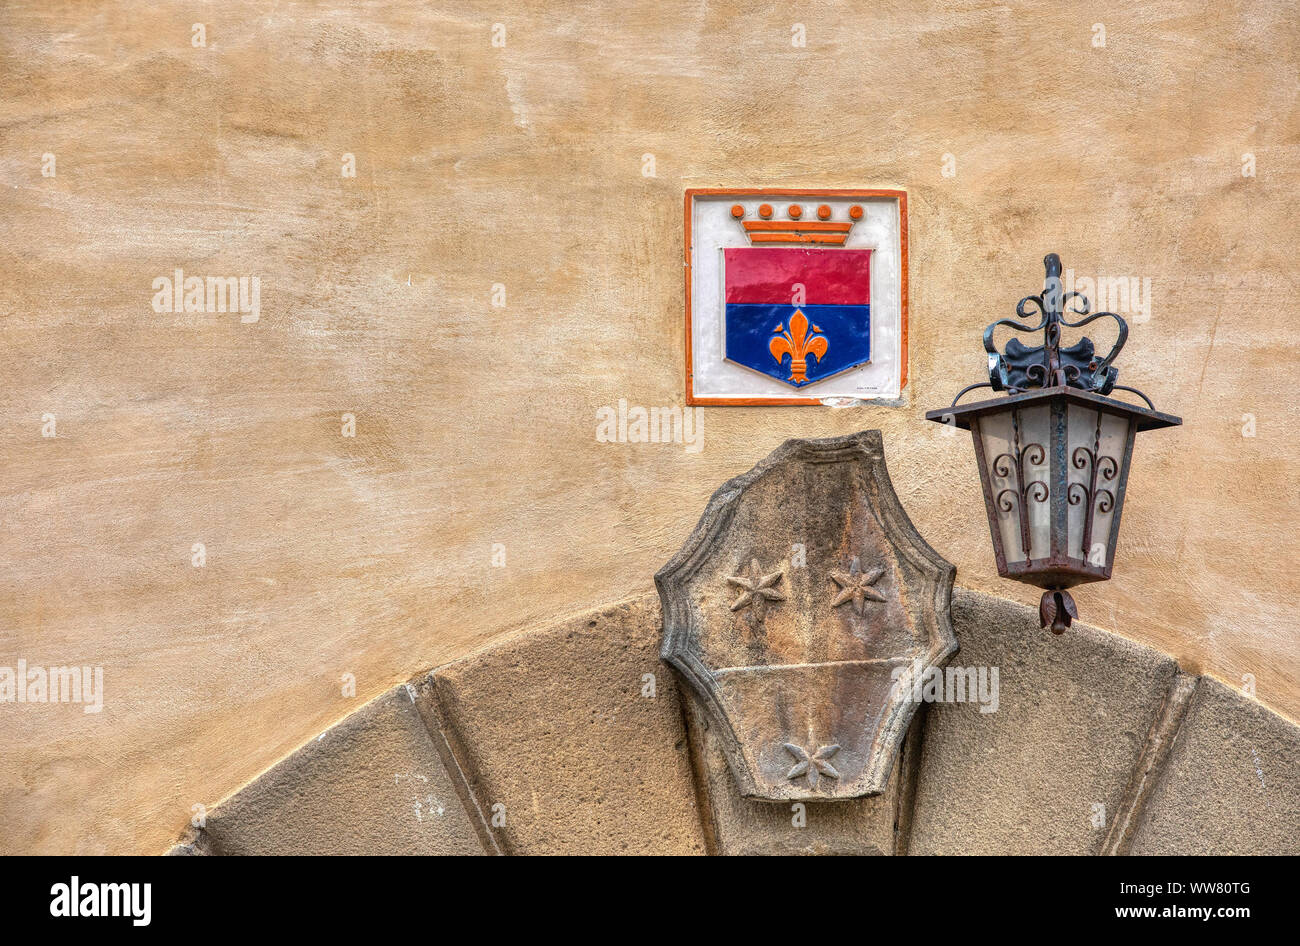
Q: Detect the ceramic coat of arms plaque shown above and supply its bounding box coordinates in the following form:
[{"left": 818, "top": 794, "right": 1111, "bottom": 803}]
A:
[
  {"left": 684, "top": 189, "right": 907, "bottom": 405},
  {"left": 656, "top": 431, "right": 956, "bottom": 800}
]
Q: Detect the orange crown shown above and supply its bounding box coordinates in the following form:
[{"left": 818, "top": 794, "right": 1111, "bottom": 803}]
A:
[{"left": 731, "top": 202, "right": 863, "bottom": 246}]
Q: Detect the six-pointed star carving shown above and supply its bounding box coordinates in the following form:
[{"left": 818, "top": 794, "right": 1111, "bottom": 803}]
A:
[
  {"left": 783, "top": 742, "right": 842, "bottom": 789},
  {"left": 830, "top": 556, "right": 886, "bottom": 616},
  {"left": 726, "top": 558, "right": 786, "bottom": 621}
]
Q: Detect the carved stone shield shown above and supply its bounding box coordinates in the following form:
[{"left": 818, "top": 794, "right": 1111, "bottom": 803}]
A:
[{"left": 656, "top": 431, "right": 956, "bottom": 800}]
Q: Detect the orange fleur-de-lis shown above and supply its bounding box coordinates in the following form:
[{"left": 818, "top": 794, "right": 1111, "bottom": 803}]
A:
[{"left": 769, "top": 309, "right": 828, "bottom": 384}]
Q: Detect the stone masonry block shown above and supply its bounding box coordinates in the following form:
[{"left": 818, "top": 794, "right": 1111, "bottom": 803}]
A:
[
  {"left": 430, "top": 593, "right": 707, "bottom": 854},
  {"left": 203, "top": 686, "right": 486, "bottom": 855},
  {"left": 1129, "top": 676, "right": 1300, "bottom": 855},
  {"left": 908, "top": 588, "right": 1177, "bottom": 854}
]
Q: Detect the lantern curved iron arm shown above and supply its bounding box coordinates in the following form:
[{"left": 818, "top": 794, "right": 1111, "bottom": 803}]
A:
[
  {"left": 948, "top": 381, "right": 996, "bottom": 408},
  {"left": 1109, "top": 384, "right": 1156, "bottom": 410}
]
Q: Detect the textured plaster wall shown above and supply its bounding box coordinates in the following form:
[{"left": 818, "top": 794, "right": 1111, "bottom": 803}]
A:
[{"left": 0, "top": 1, "right": 1295, "bottom": 854}]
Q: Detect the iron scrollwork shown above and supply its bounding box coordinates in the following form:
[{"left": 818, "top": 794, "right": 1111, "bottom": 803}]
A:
[
  {"left": 984, "top": 253, "right": 1133, "bottom": 397},
  {"left": 1067, "top": 412, "right": 1120, "bottom": 563},
  {"left": 990, "top": 408, "right": 1049, "bottom": 560}
]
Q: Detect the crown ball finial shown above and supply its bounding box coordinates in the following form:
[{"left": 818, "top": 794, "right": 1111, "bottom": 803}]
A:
[
  {"left": 729, "top": 196, "right": 866, "bottom": 247},
  {"left": 1043, "top": 253, "right": 1062, "bottom": 278}
]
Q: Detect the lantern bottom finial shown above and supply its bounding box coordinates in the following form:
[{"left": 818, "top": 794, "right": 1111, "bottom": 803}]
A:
[{"left": 1039, "top": 589, "right": 1079, "bottom": 635}]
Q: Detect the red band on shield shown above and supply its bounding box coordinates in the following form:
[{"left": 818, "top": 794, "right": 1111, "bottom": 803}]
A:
[{"left": 724, "top": 248, "right": 871, "bottom": 305}]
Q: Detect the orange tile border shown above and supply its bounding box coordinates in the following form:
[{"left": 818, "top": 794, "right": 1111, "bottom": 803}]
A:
[{"left": 683, "top": 188, "right": 909, "bottom": 406}]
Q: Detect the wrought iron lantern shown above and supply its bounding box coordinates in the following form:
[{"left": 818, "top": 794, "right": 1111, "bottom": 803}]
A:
[{"left": 925, "top": 254, "right": 1181, "bottom": 633}]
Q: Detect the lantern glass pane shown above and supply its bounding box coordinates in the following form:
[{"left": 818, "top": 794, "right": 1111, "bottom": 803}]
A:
[
  {"left": 1066, "top": 405, "right": 1129, "bottom": 566},
  {"left": 979, "top": 404, "right": 1052, "bottom": 564}
]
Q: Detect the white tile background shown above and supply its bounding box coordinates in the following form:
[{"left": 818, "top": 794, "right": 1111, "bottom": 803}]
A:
[{"left": 689, "top": 193, "right": 903, "bottom": 402}]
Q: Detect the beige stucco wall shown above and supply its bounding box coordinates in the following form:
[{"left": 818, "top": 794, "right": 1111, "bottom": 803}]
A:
[{"left": 1, "top": 0, "right": 1295, "bottom": 854}]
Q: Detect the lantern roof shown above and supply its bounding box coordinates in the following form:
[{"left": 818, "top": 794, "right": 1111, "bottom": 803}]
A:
[{"left": 925, "top": 385, "right": 1182, "bottom": 433}]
